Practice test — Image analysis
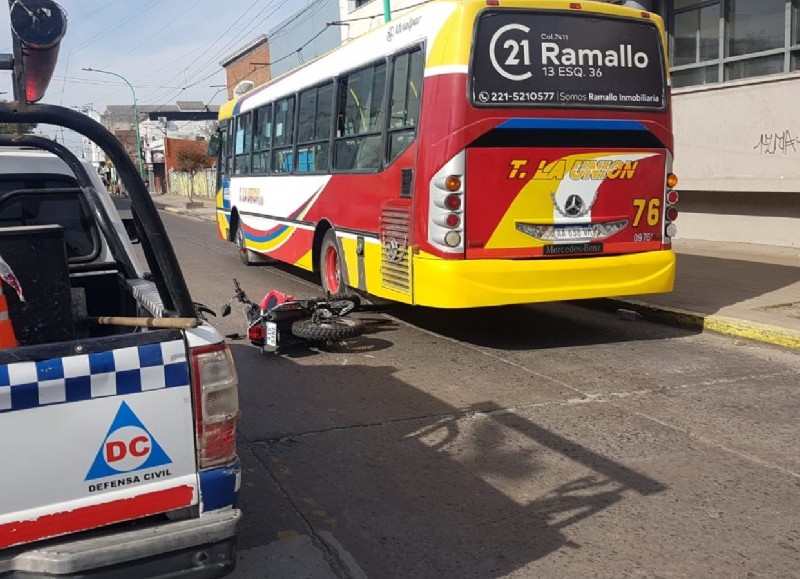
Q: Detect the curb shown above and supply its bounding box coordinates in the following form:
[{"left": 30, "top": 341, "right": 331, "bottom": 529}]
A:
[
  {"left": 160, "top": 206, "right": 217, "bottom": 223},
  {"left": 585, "top": 298, "right": 800, "bottom": 350}
]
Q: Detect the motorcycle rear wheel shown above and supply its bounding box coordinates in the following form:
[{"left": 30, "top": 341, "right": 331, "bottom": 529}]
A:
[{"left": 291, "top": 317, "right": 364, "bottom": 342}]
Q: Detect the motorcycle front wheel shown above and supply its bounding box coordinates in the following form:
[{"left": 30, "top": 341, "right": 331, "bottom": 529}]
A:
[{"left": 291, "top": 317, "right": 365, "bottom": 342}]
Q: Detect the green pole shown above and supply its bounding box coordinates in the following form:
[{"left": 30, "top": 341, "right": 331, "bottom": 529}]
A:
[
  {"left": 82, "top": 67, "right": 145, "bottom": 179},
  {"left": 383, "top": 0, "right": 391, "bottom": 22}
]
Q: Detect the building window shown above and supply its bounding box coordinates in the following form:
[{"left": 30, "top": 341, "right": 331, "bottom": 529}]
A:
[
  {"left": 352, "top": 0, "right": 376, "bottom": 9},
  {"left": 671, "top": 0, "right": 800, "bottom": 88}
]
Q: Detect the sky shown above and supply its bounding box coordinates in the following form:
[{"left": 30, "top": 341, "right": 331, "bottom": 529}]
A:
[{"left": 0, "top": 0, "right": 326, "bottom": 154}]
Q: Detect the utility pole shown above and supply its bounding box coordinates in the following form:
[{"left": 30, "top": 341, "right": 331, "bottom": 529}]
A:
[
  {"left": 82, "top": 67, "right": 145, "bottom": 179},
  {"left": 383, "top": 0, "right": 391, "bottom": 22}
]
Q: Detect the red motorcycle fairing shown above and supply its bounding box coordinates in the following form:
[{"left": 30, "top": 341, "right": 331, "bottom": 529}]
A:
[{"left": 259, "top": 290, "right": 295, "bottom": 312}]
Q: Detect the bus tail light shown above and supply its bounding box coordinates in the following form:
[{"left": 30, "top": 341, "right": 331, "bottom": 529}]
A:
[
  {"left": 666, "top": 206, "right": 678, "bottom": 221},
  {"left": 444, "top": 194, "right": 461, "bottom": 211},
  {"left": 444, "top": 231, "right": 462, "bottom": 247},
  {"left": 191, "top": 343, "right": 239, "bottom": 469},
  {"left": 666, "top": 190, "right": 679, "bottom": 205},
  {"left": 666, "top": 173, "right": 679, "bottom": 188},
  {"left": 445, "top": 176, "right": 461, "bottom": 192},
  {"left": 663, "top": 165, "right": 678, "bottom": 243},
  {"left": 429, "top": 151, "right": 465, "bottom": 254}
]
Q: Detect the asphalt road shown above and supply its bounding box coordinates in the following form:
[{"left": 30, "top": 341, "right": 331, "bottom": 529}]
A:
[{"left": 158, "top": 211, "right": 800, "bottom": 579}]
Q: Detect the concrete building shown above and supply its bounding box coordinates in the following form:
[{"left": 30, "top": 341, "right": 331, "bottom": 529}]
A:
[
  {"left": 339, "top": 0, "right": 798, "bottom": 247},
  {"left": 73, "top": 106, "right": 105, "bottom": 169},
  {"left": 267, "top": 0, "right": 341, "bottom": 79}
]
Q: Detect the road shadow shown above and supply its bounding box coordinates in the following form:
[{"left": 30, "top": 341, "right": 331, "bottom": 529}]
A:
[
  {"left": 384, "top": 300, "right": 698, "bottom": 351},
  {"left": 230, "top": 344, "right": 667, "bottom": 577}
]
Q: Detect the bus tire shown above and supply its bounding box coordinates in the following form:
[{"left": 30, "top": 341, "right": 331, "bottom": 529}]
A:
[
  {"left": 291, "top": 317, "right": 364, "bottom": 342},
  {"left": 235, "top": 222, "right": 260, "bottom": 266},
  {"left": 319, "top": 229, "right": 343, "bottom": 294}
]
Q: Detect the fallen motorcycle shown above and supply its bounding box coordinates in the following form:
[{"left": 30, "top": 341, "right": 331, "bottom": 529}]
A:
[{"left": 221, "top": 279, "right": 365, "bottom": 351}]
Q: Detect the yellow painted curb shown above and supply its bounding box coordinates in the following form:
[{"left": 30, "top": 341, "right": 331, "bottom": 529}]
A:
[{"left": 609, "top": 299, "right": 800, "bottom": 350}]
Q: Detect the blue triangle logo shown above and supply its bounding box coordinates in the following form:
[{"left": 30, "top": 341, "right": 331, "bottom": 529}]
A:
[{"left": 85, "top": 401, "right": 173, "bottom": 481}]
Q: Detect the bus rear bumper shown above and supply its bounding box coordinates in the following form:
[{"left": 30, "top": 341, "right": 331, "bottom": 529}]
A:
[{"left": 412, "top": 250, "right": 676, "bottom": 308}]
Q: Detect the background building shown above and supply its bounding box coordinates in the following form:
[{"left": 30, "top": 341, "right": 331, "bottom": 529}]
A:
[
  {"left": 99, "top": 101, "right": 217, "bottom": 193},
  {"left": 220, "top": 35, "right": 272, "bottom": 101},
  {"left": 339, "top": 0, "right": 798, "bottom": 247},
  {"left": 220, "top": 1, "right": 340, "bottom": 100}
]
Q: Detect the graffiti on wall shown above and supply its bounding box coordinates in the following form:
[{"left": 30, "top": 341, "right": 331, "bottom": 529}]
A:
[{"left": 753, "top": 130, "right": 800, "bottom": 155}]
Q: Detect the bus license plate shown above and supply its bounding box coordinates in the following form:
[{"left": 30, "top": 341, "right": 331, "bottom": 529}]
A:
[
  {"left": 554, "top": 226, "right": 594, "bottom": 240},
  {"left": 266, "top": 322, "right": 278, "bottom": 347}
]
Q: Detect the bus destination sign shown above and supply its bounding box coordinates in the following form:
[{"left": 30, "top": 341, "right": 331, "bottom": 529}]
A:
[{"left": 470, "top": 11, "right": 666, "bottom": 109}]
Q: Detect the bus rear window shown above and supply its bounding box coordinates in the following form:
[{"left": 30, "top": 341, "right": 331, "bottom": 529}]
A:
[{"left": 470, "top": 10, "right": 666, "bottom": 110}]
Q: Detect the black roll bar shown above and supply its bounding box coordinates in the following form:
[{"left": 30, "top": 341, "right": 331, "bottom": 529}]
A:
[
  {"left": 0, "top": 102, "right": 196, "bottom": 318},
  {"left": 0, "top": 134, "right": 138, "bottom": 279}
]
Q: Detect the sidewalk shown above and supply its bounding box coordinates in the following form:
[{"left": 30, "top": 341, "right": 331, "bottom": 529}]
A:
[
  {"left": 150, "top": 192, "right": 217, "bottom": 223},
  {"left": 152, "top": 193, "right": 800, "bottom": 349}
]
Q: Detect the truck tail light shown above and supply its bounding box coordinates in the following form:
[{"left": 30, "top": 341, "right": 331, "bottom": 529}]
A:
[{"left": 190, "top": 343, "right": 239, "bottom": 469}]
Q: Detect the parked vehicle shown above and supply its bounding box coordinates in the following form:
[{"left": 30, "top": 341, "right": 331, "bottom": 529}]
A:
[
  {"left": 213, "top": 0, "right": 678, "bottom": 309},
  {"left": 0, "top": 1, "right": 240, "bottom": 576}
]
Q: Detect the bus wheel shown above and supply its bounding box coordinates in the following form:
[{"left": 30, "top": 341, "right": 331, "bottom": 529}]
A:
[
  {"left": 320, "top": 230, "right": 342, "bottom": 294},
  {"left": 235, "top": 223, "right": 259, "bottom": 266}
]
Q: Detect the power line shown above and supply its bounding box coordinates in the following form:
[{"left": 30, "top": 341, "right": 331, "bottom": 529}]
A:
[
  {"left": 99, "top": 0, "right": 209, "bottom": 70},
  {"left": 50, "top": 75, "right": 182, "bottom": 90},
  {"left": 68, "top": 0, "right": 162, "bottom": 54},
  {"left": 141, "top": 0, "right": 291, "bottom": 108},
  {"left": 84, "top": 0, "right": 269, "bottom": 105},
  {"left": 140, "top": 0, "right": 278, "bottom": 104}
]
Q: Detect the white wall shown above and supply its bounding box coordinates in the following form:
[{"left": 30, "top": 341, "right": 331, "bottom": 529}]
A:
[
  {"left": 339, "top": 0, "right": 416, "bottom": 40},
  {"left": 673, "top": 73, "right": 800, "bottom": 194}
]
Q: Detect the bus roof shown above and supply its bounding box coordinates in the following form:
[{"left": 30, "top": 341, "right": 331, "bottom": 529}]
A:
[{"left": 218, "top": 0, "right": 665, "bottom": 121}]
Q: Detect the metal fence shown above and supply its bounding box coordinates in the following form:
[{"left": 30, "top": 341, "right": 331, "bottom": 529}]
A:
[{"left": 168, "top": 168, "right": 216, "bottom": 199}]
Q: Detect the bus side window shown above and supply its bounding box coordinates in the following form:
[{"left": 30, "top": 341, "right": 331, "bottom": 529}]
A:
[
  {"left": 334, "top": 61, "right": 387, "bottom": 172},
  {"left": 221, "top": 122, "right": 234, "bottom": 177},
  {"left": 387, "top": 47, "right": 423, "bottom": 164},
  {"left": 234, "top": 113, "right": 252, "bottom": 175},
  {"left": 297, "top": 82, "right": 333, "bottom": 174},
  {"left": 272, "top": 97, "right": 295, "bottom": 174},
  {"left": 252, "top": 103, "right": 272, "bottom": 174}
]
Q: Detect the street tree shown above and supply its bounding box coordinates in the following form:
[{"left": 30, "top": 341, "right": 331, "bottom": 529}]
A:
[{"left": 176, "top": 146, "right": 214, "bottom": 203}]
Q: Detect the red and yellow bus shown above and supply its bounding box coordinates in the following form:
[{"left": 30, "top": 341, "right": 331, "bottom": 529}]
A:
[{"left": 214, "top": 0, "right": 677, "bottom": 308}]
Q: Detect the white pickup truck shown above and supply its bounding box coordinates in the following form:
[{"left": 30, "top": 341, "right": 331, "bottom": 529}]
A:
[
  {"left": 0, "top": 138, "right": 241, "bottom": 575},
  {"left": 0, "top": 2, "right": 240, "bottom": 573}
]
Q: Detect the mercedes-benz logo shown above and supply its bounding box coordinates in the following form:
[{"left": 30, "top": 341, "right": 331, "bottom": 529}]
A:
[
  {"left": 551, "top": 190, "right": 596, "bottom": 219},
  {"left": 564, "top": 194, "right": 584, "bottom": 217},
  {"left": 383, "top": 235, "right": 407, "bottom": 263}
]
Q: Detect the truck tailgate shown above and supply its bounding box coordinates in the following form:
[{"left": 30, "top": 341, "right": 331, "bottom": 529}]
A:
[{"left": 0, "top": 330, "right": 198, "bottom": 550}]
